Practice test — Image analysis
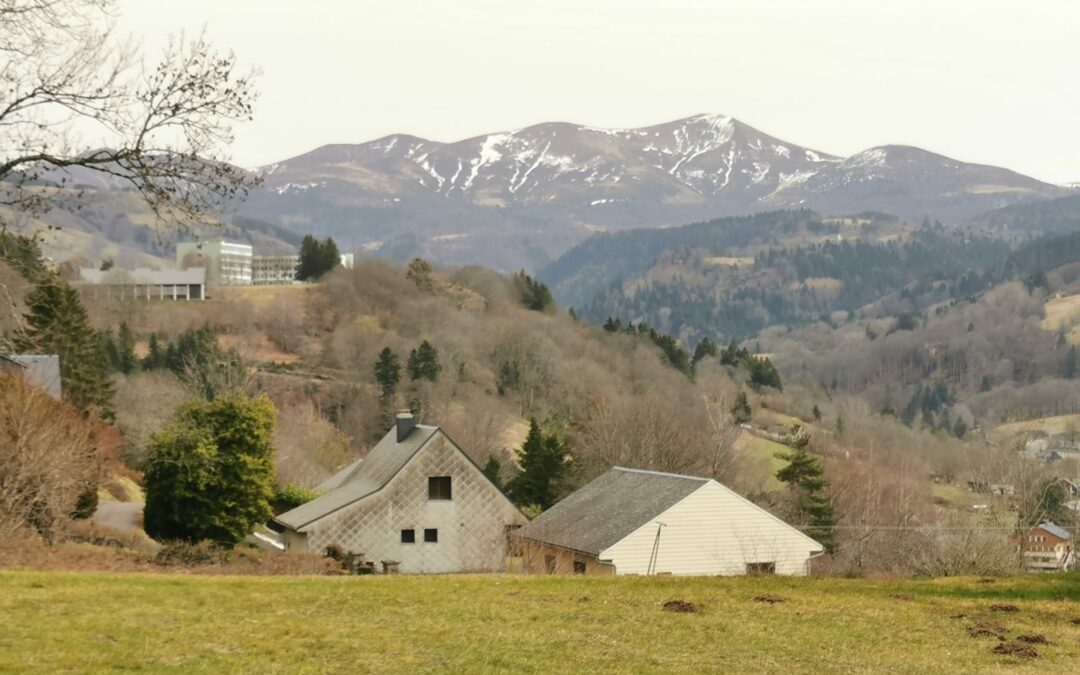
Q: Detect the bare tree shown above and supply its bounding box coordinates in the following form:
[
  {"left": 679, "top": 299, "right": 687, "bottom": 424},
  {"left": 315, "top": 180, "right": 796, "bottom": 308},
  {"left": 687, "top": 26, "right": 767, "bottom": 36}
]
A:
[
  {"left": 1, "top": 0, "right": 258, "bottom": 228},
  {"left": 0, "top": 373, "right": 97, "bottom": 540}
]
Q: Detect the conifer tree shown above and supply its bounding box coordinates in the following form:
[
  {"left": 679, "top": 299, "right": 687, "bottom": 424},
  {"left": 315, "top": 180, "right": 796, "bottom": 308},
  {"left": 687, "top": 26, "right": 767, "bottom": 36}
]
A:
[
  {"left": 776, "top": 425, "right": 835, "bottom": 553},
  {"left": 143, "top": 334, "right": 165, "bottom": 370},
  {"left": 692, "top": 337, "right": 718, "bottom": 365},
  {"left": 731, "top": 391, "right": 752, "bottom": 424},
  {"left": 374, "top": 347, "right": 401, "bottom": 400},
  {"left": 407, "top": 340, "right": 441, "bottom": 381},
  {"left": 508, "top": 419, "right": 571, "bottom": 511},
  {"left": 482, "top": 455, "right": 503, "bottom": 489},
  {"left": 117, "top": 322, "right": 137, "bottom": 375},
  {"left": 15, "top": 273, "right": 114, "bottom": 418}
]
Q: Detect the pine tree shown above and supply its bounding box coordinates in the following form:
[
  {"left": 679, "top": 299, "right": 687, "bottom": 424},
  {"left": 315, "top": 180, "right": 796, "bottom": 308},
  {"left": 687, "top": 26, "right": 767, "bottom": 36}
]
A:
[
  {"left": 374, "top": 347, "right": 401, "bottom": 399},
  {"left": 15, "top": 273, "right": 114, "bottom": 418},
  {"left": 482, "top": 455, "right": 503, "bottom": 489},
  {"left": 296, "top": 235, "right": 342, "bottom": 281},
  {"left": 508, "top": 419, "right": 571, "bottom": 511},
  {"left": 776, "top": 425, "right": 835, "bottom": 553},
  {"left": 407, "top": 340, "right": 441, "bottom": 381},
  {"left": 812, "top": 404, "right": 822, "bottom": 422},
  {"left": 731, "top": 391, "right": 752, "bottom": 424},
  {"left": 603, "top": 317, "right": 623, "bottom": 332},
  {"left": 1065, "top": 346, "right": 1078, "bottom": 379},
  {"left": 692, "top": 337, "right": 718, "bottom": 365},
  {"left": 117, "top": 322, "right": 137, "bottom": 375},
  {"left": 143, "top": 334, "right": 165, "bottom": 370}
]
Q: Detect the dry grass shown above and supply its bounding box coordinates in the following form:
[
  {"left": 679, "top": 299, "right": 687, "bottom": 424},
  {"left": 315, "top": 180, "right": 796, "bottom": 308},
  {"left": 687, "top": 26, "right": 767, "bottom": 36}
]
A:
[
  {"left": 0, "top": 572, "right": 1077, "bottom": 672},
  {"left": 702, "top": 256, "right": 754, "bottom": 267},
  {"left": 993, "top": 413, "right": 1080, "bottom": 437},
  {"left": 1040, "top": 294, "right": 1080, "bottom": 332}
]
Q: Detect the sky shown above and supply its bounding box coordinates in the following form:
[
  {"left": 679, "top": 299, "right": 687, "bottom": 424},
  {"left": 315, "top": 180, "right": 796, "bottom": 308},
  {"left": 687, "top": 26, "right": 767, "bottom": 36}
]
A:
[{"left": 117, "top": 0, "right": 1079, "bottom": 183}]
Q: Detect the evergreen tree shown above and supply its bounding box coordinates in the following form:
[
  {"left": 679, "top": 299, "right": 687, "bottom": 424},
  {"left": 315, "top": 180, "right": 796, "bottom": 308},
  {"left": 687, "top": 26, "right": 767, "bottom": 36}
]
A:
[
  {"left": 296, "top": 235, "right": 342, "bottom": 281},
  {"left": 1018, "top": 479, "right": 1070, "bottom": 529},
  {"left": 692, "top": 337, "right": 718, "bottom": 365},
  {"left": 811, "top": 404, "right": 822, "bottom": 422},
  {"left": 508, "top": 419, "right": 571, "bottom": 511},
  {"left": 482, "top": 455, "right": 503, "bottom": 489},
  {"left": 952, "top": 417, "right": 968, "bottom": 439},
  {"left": 143, "top": 334, "right": 165, "bottom": 370},
  {"left": 116, "top": 322, "right": 137, "bottom": 375},
  {"left": 749, "top": 357, "right": 783, "bottom": 390},
  {"left": 407, "top": 340, "right": 441, "bottom": 381},
  {"left": 731, "top": 391, "right": 752, "bottom": 424},
  {"left": 143, "top": 394, "right": 276, "bottom": 546},
  {"left": 15, "top": 273, "right": 114, "bottom": 418},
  {"left": 512, "top": 271, "right": 555, "bottom": 312},
  {"left": 776, "top": 425, "right": 835, "bottom": 553},
  {"left": 603, "top": 317, "right": 623, "bottom": 332},
  {"left": 1065, "top": 346, "right": 1078, "bottom": 379},
  {"left": 374, "top": 347, "right": 401, "bottom": 399},
  {"left": 0, "top": 229, "right": 47, "bottom": 281}
]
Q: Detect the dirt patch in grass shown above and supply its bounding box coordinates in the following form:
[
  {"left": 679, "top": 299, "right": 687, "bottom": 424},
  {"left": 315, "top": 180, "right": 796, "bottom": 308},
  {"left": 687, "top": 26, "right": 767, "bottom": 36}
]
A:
[
  {"left": 662, "top": 600, "right": 699, "bottom": 613},
  {"left": 753, "top": 594, "right": 786, "bottom": 604},
  {"left": 968, "top": 621, "right": 1006, "bottom": 640},
  {"left": 989, "top": 604, "right": 1019, "bottom": 613},
  {"left": 976, "top": 578, "right": 996, "bottom": 584},
  {"left": 1071, "top": 617, "right": 1080, "bottom": 625},
  {"left": 1015, "top": 634, "right": 1048, "bottom": 645},
  {"left": 889, "top": 593, "right": 914, "bottom": 601},
  {"left": 992, "top": 641, "right": 1039, "bottom": 659}
]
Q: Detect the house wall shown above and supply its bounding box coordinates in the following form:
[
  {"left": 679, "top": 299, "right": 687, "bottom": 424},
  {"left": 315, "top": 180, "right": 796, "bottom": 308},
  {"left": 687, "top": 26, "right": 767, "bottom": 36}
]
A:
[
  {"left": 291, "top": 434, "right": 526, "bottom": 573},
  {"left": 600, "top": 481, "right": 821, "bottom": 576},
  {"left": 519, "top": 541, "right": 615, "bottom": 576},
  {"left": 1018, "top": 527, "right": 1073, "bottom": 572}
]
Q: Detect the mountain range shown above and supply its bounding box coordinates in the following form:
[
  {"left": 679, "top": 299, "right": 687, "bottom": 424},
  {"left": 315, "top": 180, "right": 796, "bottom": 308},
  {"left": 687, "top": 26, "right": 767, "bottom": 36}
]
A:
[{"left": 238, "top": 113, "right": 1068, "bottom": 270}]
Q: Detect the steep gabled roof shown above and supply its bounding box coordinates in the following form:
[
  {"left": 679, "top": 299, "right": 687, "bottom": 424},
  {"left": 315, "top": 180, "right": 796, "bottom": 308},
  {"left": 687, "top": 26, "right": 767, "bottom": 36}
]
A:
[
  {"left": 275, "top": 424, "right": 439, "bottom": 532},
  {"left": 514, "top": 467, "right": 709, "bottom": 556},
  {"left": 1038, "top": 522, "right": 1071, "bottom": 541}
]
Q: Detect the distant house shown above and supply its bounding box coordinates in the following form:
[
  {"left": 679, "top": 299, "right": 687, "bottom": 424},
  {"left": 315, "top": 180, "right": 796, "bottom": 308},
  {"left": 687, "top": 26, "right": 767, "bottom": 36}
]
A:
[
  {"left": 513, "top": 467, "right": 823, "bottom": 576},
  {"left": 273, "top": 413, "right": 526, "bottom": 573},
  {"left": 0, "top": 354, "right": 62, "bottom": 400},
  {"left": 1016, "top": 522, "right": 1074, "bottom": 573}
]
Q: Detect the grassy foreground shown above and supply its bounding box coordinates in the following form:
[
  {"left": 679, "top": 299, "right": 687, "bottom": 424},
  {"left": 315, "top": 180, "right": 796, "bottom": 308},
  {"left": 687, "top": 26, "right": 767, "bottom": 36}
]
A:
[{"left": 1, "top": 572, "right": 1078, "bottom": 673}]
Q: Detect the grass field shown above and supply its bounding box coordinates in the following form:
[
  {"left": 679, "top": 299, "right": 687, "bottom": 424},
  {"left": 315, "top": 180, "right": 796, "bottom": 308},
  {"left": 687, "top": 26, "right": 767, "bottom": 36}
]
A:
[{"left": 2, "top": 572, "right": 1077, "bottom": 673}]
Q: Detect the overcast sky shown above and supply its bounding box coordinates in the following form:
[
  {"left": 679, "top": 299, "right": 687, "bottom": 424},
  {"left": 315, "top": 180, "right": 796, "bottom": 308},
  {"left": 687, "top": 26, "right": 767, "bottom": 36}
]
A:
[{"left": 118, "top": 0, "right": 1078, "bottom": 183}]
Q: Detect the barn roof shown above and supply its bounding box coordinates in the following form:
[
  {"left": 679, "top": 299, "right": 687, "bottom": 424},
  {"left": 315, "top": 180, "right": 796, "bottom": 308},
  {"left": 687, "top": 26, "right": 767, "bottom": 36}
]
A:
[
  {"left": 1038, "top": 522, "right": 1071, "bottom": 540},
  {"left": 513, "top": 467, "right": 709, "bottom": 556},
  {"left": 274, "top": 424, "right": 439, "bottom": 532}
]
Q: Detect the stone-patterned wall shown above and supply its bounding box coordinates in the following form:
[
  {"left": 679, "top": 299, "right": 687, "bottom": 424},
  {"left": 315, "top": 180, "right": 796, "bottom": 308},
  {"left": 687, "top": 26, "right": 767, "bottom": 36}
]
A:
[{"left": 301, "top": 433, "right": 526, "bottom": 573}]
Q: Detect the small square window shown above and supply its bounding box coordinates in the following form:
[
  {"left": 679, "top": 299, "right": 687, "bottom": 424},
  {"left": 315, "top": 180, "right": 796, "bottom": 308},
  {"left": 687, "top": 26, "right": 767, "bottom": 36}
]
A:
[
  {"left": 428, "top": 476, "right": 452, "bottom": 500},
  {"left": 401, "top": 529, "right": 415, "bottom": 544},
  {"left": 424, "top": 528, "right": 438, "bottom": 543},
  {"left": 573, "top": 561, "right": 586, "bottom": 574}
]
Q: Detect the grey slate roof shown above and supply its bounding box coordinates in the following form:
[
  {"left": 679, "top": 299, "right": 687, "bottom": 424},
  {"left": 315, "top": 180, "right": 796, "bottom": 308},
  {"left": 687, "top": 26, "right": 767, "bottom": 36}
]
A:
[
  {"left": 514, "top": 467, "right": 709, "bottom": 556},
  {"left": 1039, "top": 522, "right": 1071, "bottom": 540},
  {"left": 0, "top": 354, "right": 62, "bottom": 400},
  {"left": 275, "top": 424, "right": 439, "bottom": 532}
]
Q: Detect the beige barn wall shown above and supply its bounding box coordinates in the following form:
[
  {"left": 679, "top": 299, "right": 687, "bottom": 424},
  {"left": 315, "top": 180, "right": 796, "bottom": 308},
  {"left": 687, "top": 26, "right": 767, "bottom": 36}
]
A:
[{"left": 519, "top": 541, "right": 614, "bottom": 576}]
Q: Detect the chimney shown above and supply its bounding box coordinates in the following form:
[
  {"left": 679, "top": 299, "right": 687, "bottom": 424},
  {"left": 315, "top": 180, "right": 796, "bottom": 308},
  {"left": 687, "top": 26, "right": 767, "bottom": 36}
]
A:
[{"left": 395, "top": 410, "right": 416, "bottom": 443}]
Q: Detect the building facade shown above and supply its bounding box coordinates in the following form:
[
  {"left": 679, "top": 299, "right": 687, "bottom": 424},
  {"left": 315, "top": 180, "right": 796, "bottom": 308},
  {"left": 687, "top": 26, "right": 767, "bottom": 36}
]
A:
[
  {"left": 515, "top": 467, "right": 823, "bottom": 576},
  {"left": 1017, "top": 522, "right": 1074, "bottom": 573},
  {"left": 78, "top": 267, "right": 206, "bottom": 301},
  {"left": 274, "top": 413, "right": 526, "bottom": 573},
  {"left": 252, "top": 255, "right": 299, "bottom": 285},
  {"left": 176, "top": 240, "right": 253, "bottom": 285}
]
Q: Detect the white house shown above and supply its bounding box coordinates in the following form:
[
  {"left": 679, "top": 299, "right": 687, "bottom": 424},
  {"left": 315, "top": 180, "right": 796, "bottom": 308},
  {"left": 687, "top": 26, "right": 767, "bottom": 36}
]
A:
[
  {"left": 514, "top": 467, "right": 823, "bottom": 576},
  {"left": 273, "top": 413, "right": 526, "bottom": 573}
]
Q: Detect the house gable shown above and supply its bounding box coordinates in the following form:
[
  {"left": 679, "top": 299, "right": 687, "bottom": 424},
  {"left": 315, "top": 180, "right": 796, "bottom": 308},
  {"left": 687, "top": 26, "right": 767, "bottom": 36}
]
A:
[
  {"left": 289, "top": 429, "right": 525, "bottom": 573},
  {"left": 599, "top": 480, "right": 823, "bottom": 576}
]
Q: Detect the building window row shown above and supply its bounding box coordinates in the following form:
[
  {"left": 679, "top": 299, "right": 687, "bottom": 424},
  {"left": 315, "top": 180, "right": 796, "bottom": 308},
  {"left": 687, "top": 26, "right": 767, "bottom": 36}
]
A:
[{"left": 401, "top": 528, "right": 438, "bottom": 543}]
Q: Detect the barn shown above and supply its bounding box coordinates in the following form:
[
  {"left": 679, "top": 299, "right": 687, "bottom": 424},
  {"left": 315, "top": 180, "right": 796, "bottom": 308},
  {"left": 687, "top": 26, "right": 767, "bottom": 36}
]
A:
[{"left": 513, "top": 467, "right": 823, "bottom": 576}]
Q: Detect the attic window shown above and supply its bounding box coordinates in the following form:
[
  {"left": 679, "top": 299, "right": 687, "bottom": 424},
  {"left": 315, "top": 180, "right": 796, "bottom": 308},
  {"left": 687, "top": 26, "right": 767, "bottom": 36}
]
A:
[
  {"left": 401, "top": 529, "right": 415, "bottom": 544},
  {"left": 424, "top": 528, "right": 438, "bottom": 543},
  {"left": 428, "top": 476, "right": 452, "bottom": 500}
]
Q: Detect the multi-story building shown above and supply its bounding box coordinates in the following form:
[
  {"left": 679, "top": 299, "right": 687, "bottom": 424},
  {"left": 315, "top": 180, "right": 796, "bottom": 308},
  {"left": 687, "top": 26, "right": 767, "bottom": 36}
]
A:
[
  {"left": 78, "top": 267, "right": 207, "bottom": 300},
  {"left": 253, "top": 254, "right": 300, "bottom": 285},
  {"left": 176, "top": 240, "right": 253, "bottom": 286}
]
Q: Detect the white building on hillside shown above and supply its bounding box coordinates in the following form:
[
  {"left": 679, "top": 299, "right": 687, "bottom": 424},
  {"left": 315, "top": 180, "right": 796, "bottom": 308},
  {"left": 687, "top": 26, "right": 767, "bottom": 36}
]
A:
[{"left": 177, "top": 240, "right": 252, "bottom": 285}]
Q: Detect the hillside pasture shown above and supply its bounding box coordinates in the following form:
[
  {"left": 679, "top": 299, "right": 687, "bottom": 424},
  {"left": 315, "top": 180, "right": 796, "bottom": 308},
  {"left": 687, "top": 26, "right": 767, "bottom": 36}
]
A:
[{"left": 0, "top": 572, "right": 1077, "bottom": 673}]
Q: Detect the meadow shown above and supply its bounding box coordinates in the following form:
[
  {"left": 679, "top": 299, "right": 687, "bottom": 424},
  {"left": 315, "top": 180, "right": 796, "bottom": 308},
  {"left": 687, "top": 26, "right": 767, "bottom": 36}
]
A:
[{"left": 1, "top": 571, "right": 1078, "bottom": 673}]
